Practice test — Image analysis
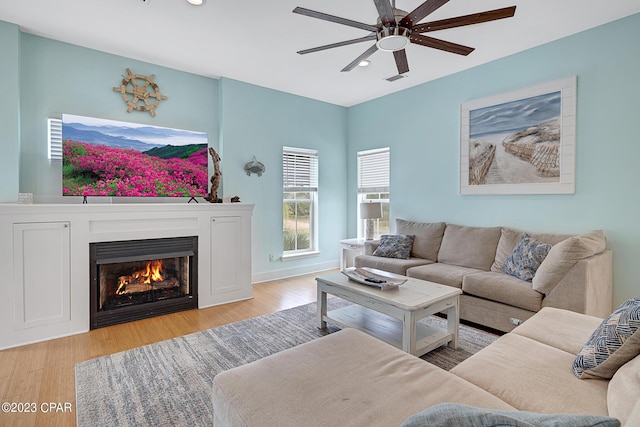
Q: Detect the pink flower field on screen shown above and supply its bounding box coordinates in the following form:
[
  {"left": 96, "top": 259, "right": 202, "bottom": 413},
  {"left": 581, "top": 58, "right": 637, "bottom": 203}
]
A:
[{"left": 63, "top": 141, "right": 209, "bottom": 197}]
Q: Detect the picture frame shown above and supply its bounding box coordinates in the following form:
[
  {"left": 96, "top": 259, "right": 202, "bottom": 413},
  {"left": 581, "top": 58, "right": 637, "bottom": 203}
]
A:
[{"left": 460, "top": 76, "right": 576, "bottom": 195}]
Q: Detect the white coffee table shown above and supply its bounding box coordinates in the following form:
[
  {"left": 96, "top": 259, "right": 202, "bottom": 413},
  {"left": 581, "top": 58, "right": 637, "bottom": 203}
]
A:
[{"left": 316, "top": 271, "right": 462, "bottom": 357}]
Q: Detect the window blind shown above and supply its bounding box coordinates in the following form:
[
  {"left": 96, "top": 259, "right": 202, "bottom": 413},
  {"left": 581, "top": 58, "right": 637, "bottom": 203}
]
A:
[
  {"left": 357, "top": 147, "right": 389, "bottom": 194},
  {"left": 283, "top": 147, "right": 318, "bottom": 192}
]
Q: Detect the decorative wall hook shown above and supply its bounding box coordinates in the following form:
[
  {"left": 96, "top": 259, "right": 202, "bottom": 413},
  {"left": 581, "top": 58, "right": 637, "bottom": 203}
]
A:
[{"left": 244, "top": 156, "right": 266, "bottom": 177}]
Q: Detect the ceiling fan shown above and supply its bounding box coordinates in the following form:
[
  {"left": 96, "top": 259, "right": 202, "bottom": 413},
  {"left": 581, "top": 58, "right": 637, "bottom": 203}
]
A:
[{"left": 293, "top": 0, "right": 516, "bottom": 78}]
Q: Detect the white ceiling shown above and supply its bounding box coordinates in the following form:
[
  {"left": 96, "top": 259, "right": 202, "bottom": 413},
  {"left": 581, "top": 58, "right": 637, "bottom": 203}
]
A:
[{"left": 1, "top": 0, "right": 639, "bottom": 107}]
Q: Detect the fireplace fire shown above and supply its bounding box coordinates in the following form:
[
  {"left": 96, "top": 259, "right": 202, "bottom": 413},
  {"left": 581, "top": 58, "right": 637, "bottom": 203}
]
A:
[
  {"left": 90, "top": 236, "right": 198, "bottom": 329},
  {"left": 117, "top": 259, "right": 167, "bottom": 295}
]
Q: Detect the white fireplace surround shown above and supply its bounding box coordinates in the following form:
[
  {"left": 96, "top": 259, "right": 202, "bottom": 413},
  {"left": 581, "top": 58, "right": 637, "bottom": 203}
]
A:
[{"left": 0, "top": 202, "right": 254, "bottom": 349}]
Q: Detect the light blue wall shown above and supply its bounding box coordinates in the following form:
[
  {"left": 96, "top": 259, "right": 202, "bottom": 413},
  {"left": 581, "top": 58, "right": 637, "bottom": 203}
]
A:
[
  {"left": 0, "top": 21, "right": 20, "bottom": 202},
  {"left": 3, "top": 14, "right": 639, "bottom": 297},
  {"left": 1, "top": 23, "right": 347, "bottom": 281},
  {"left": 219, "top": 78, "right": 348, "bottom": 281},
  {"left": 18, "top": 33, "right": 219, "bottom": 197},
  {"left": 347, "top": 13, "right": 640, "bottom": 306}
]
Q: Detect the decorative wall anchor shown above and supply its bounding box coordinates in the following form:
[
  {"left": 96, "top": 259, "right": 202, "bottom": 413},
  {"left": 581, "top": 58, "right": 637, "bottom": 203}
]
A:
[
  {"left": 112, "top": 68, "right": 168, "bottom": 117},
  {"left": 244, "top": 156, "right": 266, "bottom": 177}
]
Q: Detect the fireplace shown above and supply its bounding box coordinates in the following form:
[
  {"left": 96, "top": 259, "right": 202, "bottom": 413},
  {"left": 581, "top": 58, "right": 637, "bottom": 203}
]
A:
[{"left": 90, "top": 236, "right": 198, "bottom": 329}]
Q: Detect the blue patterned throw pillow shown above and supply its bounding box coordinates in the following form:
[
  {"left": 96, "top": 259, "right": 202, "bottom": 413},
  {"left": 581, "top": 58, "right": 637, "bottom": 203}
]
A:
[
  {"left": 502, "top": 233, "right": 552, "bottom": 282},
  {"left": 573, "top": 296, "right": 640, "bottom": 379},
  {"left": 372, "top": 235, "right": 415, "bottom": 259}
]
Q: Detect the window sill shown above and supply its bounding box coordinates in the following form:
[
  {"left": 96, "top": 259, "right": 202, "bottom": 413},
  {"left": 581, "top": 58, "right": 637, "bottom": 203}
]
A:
[{"left": 281, "top": 251, "right": 321, "bottom": 261}]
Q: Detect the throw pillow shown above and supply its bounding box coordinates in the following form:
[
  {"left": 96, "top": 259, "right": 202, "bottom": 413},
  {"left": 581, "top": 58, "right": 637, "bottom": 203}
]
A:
[
  {"left": 400, "top": 403, "right": 621, "bottom": 427},
  {"left": 372, "top": 234, "right": 415, "bottom": 259},
  {"left": 491, "top": 228, "right": 569, "bottom": 273},
  {"left": 573, "top": 296, "right": 640, "bottom": 379},
  {"left": 502, "top": 233, "right": 552, "bottom": 282}
]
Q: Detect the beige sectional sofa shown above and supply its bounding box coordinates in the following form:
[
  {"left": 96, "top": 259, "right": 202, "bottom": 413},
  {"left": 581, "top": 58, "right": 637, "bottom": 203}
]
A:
[
  {"left": 212, "top": 307, "right": 639, "bottom": 426},
  {"left": 354, "top": 219, "right": 613, "bottom": 332}
]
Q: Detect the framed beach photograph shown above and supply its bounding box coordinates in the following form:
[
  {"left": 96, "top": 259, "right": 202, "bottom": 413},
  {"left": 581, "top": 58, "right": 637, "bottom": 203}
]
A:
[{"left": 460, "top": 76, "right": 576, "bottom": 195}]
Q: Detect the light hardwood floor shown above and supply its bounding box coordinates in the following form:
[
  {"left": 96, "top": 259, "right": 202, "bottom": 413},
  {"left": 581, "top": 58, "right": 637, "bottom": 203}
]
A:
[{"left": 0, "top": 270, "right": 329, "bottom": 427}]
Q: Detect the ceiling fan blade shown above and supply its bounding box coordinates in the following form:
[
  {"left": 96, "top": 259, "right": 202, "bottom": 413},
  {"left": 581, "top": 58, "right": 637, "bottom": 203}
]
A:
[
  {"left": 410, "top": 34, "right": 474, "bottom": 55},
  {"left": 293, "top": 7, "right": 377, "bottom": 32},
  {"left": 413, "top": 6, "right": 516, "bottom": 33},
  {"left": 298, "top": 34, "right": 377, "bottom": 55},
  {"left": 372, "top": 0, "right": 396, "bottom": 26},
  {"left": 399, "top": 0, "right": 449, "bottom": 27},
  {"left": 393, "top": 49, "right": 409, "bottom": 74},
  {"left": 341, "top": 44, "right": 379, "bottom": 72}
]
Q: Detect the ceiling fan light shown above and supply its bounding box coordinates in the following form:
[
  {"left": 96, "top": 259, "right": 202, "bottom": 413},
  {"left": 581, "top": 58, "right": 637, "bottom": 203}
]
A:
[
  {"left": 376, "top": 35, "right": 409, "bottom": 52},
  {"left": 376, "top": 27, "right": 411, "bottom": 52},
  {"left": 187, "top": 0, "right": 204, "bottom": 5}
]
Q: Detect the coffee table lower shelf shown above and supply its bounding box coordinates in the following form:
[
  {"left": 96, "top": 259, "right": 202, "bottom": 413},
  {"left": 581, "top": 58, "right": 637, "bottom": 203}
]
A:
[{"left": 323, "top": 304, "right": 454, "bottom": 356}]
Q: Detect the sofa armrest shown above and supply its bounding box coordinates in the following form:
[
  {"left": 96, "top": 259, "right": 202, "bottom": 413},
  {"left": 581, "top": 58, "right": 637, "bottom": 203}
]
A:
[
  {"left": 541, "top": 249, "right": 613, "bottom": 317},
  {"left": 364, "top": 240, "right": 380, "bottom": 255}
]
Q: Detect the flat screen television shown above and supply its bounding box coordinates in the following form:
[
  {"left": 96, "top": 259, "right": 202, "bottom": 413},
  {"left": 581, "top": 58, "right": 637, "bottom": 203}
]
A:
[{"left": 62, "top": 114, "right": 209, "bottom": 198}]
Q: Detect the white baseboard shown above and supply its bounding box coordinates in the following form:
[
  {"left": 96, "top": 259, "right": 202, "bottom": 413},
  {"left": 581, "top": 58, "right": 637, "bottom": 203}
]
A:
[{"left": 252, "top": 259, "right": 339, "bottom": 284}]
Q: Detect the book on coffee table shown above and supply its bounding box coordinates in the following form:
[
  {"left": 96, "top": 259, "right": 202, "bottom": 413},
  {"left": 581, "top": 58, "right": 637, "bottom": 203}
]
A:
[{"left": 341, "top": 267, "right": 407, "bottom": 290}]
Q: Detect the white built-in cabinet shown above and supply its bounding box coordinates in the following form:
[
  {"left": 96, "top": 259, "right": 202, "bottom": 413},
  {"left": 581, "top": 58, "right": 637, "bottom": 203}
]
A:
[
  {"left": 210, "top": 217, "right": 241, "bottom": 296},
  {"left": 13, "top": 221, "right": 71, "bottom": 330},
  {"left": 0, "top": 203, "right": 254, "bottom": 349}
]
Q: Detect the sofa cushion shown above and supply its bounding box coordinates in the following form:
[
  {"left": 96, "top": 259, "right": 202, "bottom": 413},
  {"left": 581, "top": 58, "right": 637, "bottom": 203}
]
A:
[
  {"left": 511, "top": 307, "right": 604, "bottom": 355},
  {"left": 355, "top": 254, "right": 432, "bottom": 276},
  {"left": 437, "top": 224, "right": 501, "bottom": 270},
  {"left": 407, "top": 263, "right": 485, "bottom": 289},
  {"left": 451, "top": 333, "right": 610, "bottom": 416},
  {"left": 492, "top": 228, "right": 570, "bottom": 273},
  {"left": 212, "top": 329, "right": 515, "bottom": 427},
  {"left": 401, "top": 403, "right": 620, "bottom": 427},
  {"left": 462, "top": 272, "right": 543, "bottom": 312},
  {"left": 396, "top": 219, "right": 446, "bottom": 261},
  {"left": 532, "top": 230, "right": 606, "bottom": 295},
  {"left": 573, "top": 296, "right": 640, "bottom": 379},
  {"left": 627, "top": 400, "right": 640, "bottom": 427},
  {"left": 608, "top": 354, "right": 640, "bottom": 426},
  {"left": 502, "top": 233, "right": 552, "bottom": 282},
  {"left": 372, "top": 234, "right": 415, "bottom": 259}
]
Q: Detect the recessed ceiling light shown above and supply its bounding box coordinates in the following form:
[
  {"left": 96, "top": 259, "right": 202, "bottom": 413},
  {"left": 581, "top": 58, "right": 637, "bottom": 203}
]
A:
[
  {"left": 187, "top": 0, "right": 204, "bottom": 5},
  {"left": 358, "top": 60, "right": 370, "bottom": 67}
]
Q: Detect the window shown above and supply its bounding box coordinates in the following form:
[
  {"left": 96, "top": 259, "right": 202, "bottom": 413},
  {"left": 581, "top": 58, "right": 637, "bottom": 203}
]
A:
[
  {"left": 283, "top": 147, "right": 318, "bottom": 255},
  {"left": 357, "top": 147, "right": 390, "bottom": 239}
]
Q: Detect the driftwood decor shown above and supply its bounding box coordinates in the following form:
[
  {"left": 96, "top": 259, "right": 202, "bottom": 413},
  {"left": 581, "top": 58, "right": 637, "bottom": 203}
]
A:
[
  {"left": 112, "top": 68, "right": 168, "bottom": 117},
  {"left": 205, "top": 147, "right": 223, "bottom": 203},
  {"left": 204, "top": 147, "right": 241, "bottom": 203}
]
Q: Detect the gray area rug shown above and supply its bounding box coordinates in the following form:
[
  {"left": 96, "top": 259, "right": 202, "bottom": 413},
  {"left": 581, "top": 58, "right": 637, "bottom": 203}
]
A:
[{"left": 75, "top": 298, "right": 499, "bottom": 426}]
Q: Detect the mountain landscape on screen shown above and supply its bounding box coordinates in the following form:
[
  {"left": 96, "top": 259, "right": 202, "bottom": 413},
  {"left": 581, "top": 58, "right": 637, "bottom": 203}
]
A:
[{"left": 62, "top": 114, "right": 209, "bottom": 197}]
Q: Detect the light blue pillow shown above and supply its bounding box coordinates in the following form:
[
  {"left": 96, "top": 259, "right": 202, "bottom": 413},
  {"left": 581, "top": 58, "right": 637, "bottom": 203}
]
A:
[
  {"left": 372, "top": 234, "right": 415, "bottom": 260},
  {"left": 503, "top": 233, "right": 551, "bottom": 282},
  {"left": 401, "top": 403, "right": 620, "bottom": 427}
]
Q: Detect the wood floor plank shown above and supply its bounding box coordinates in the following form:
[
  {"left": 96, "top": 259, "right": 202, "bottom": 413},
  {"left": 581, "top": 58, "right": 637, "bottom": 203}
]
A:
[{"left": 0, "top": 270, "right": 328, "bottom": 427}]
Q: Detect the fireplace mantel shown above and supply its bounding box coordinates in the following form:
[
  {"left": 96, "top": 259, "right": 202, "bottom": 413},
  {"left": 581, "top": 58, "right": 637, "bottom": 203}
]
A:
[{"left": 0, "top": 202, "right": 254, "bottom": 349}]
